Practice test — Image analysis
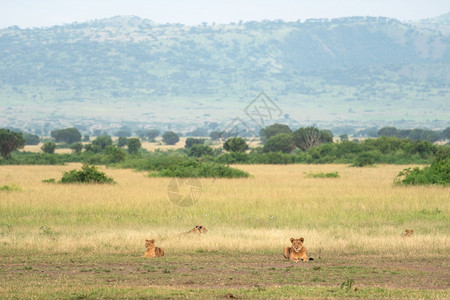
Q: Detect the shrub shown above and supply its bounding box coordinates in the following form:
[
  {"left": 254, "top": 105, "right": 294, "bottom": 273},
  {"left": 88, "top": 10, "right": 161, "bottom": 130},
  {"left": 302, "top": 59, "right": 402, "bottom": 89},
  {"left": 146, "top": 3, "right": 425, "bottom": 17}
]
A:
[
  {"left": 263, "top": 133, "right": 295, "bottom": 153},
  {"left": 188, "top": 144, "right": 214, "bottom": 157},
  {"left": 103, "top": 145, "right": 126, "bottom": 163},
  {"left": 352, "top": 152, "right": 378, "bottom": 167},
  {"left": 41, "top": 142, "right": 56, "bottom": 154},
  {"left": 59, "top": 164, "right": 115, "bottom": 184},
  {"left": 92, "top": 135, "right": 113, "bottom": 150},
  {"left": 185, "top": 138, "right": 205, "bottom": 149},
  {"left": 395, "top": 158, "right": 449, "bottom": 186},
  {"left": 305, "top": 171, "right": 340, "bottom": 178},
  {"left": 0, "top": 183, "right": 21, "bottom": 191},
  {"left": 150, "top": 159, "right": 249, "bottom": 178},
  {"left": 223, "top": 137, "right": 249, "bottom": 153},
  {"left": 70, "top": 142, "right": 83, "bottom": 153}
]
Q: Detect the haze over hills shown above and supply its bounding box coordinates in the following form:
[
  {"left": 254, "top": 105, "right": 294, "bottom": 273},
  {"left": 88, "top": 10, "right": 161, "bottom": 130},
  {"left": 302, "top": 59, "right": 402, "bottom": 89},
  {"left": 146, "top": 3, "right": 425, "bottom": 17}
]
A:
[{"left": 0, "top": 13, "right": 449, "bottom": 136}]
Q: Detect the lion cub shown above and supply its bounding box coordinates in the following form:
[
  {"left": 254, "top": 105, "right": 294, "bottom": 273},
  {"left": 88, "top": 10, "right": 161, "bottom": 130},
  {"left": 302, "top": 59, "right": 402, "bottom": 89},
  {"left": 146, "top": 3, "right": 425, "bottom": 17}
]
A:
[
  {"left": 284, "top": 237, "right": 313, "bottom": 262},
  {"left": 143, "top": 239, "right": 164, "bottom": 258},
  {"left": 184, "top": 225, "right": 208, "bottom": 234},
  {"left": 403, "top": 229, "right": 414, "bottom": 237}
]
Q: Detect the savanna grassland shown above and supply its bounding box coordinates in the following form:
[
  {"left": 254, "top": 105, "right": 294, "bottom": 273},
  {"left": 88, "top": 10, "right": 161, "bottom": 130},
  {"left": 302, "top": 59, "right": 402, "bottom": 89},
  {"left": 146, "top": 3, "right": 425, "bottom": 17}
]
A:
[{"left": 0, "top": 164, "right": 449, "bottom": 299}]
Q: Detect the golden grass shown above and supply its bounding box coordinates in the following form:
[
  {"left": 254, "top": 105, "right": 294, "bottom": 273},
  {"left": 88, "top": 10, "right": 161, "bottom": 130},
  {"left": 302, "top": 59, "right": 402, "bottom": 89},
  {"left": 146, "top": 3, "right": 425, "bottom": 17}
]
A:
[
  {"left": 22, "top": 144, "right": 73, "bottom": 154},
  {"left": 0, "top": 164, "right": 448, "bottom": 256}
]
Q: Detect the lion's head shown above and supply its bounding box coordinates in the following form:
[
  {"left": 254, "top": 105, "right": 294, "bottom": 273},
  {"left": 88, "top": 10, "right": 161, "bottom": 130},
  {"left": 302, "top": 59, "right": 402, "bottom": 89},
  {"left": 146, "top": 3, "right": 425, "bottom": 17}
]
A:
[
  {"left": 195, "top": 225, "right": 208, "bottom": 233},
  {"left": 290, "top": 237, "right": 305, "bottom": 253},
  {"left": 145, "top": 239, "right": 155, "bottom": 249},
  {"left": 404, "top": 229, "right": 413, "bottom": 237}
]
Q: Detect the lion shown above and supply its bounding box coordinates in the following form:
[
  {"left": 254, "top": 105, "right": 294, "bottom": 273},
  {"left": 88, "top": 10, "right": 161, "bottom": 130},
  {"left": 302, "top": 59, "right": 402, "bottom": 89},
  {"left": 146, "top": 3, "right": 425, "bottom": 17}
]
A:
[
  {"left": 283, "top": 237, "right": 314, "bottom": 262},
  {"left": 403, "top": 229, "right": 414, "bottom": 237},
  {"left": 184, "top": 225, "right": 208, "bottom": 234},
  {"left": 143, "top": 239, "right": 164, "bottom": 258}
]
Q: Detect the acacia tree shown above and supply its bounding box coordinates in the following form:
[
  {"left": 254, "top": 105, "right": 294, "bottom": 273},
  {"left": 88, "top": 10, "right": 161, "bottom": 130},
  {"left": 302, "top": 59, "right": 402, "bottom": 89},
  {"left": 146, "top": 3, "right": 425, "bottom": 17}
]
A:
[
  {"left": 51, "top": 128, "right": 81, "bottom": 144},
  {"left": 127, "top": 138, "right": 141, "bottom": 154},
  {"left": 293, "top": 127, "right": 333, "bottom": 151},
  {"left": 0, "top": 129, "right": 25, "bottom": 159},
  {"left": 259, "top": 123, "right": 292, "bottom": 143},
  {"left": 162, "top": 131, "right": 180, "bottom": 145},
  {"left": 223, "top": 137, "right": 249, "bottom": 152}
]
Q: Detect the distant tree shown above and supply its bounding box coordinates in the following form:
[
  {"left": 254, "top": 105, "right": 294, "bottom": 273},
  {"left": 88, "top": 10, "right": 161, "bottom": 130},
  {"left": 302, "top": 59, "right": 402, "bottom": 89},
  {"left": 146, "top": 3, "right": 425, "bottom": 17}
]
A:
[
  {"left": 263, "top": 133, "right": 295, "bottom": 153},
  {"left": 0, "top": 129, "right": 25, "bottom": 159},
  {"left": 320, "top": 130, "right": 334, "bottom": 143},
  {"left": 103, "top": 145, "right": 126, "bottom": 162},
  {"left": 223, "top": 137, "right": 249, "bottom": 153},
  {"left": 356, "top": 127, "right": 378, "bottom": 138},
  {"left": 293, "top": 127, "right": 333, "bottom": 151},
  {"left": 41, "top": 142, "right": 56, "bottom": 154},
  {"left": 93, "top": 129, "right": 103, "bottom": 136},
  {"left": 83, "top": 135, "right": 90, "bottom": 142},
  {"left": 188, "top": 144, "right": 214, "bottom": 157},
  {"left": 260, "top": 123, "right": 292, "bottom": 143},
  {"left": 162, "top": 131, "right": 179, "bottom": 145},
  {"left": 145, "top": 129, "right": 160, "bottom": 141},
  {"left": 127, "top": 138, "right": 141, "bottom": 154},
  {"left": 185, "top": 138, "right": 205, "bottom": 148},
  {"left": 23, "top": 133, "right": 40, "bottom": 145},
  {"left": 117, "top": 137, "right": 128, "bottom": 148},
  {"left": 70, "top": 142, "right": 83, "bottom": 153},
  {"left": 186, "top": 127, "right": 209, "bottom": 137},
  {"left": 339, "top": 134, "right": 349, "bottom": 142},
  {"left": 51, "top": 128, "right": 81, "bottom": 144},
  {"left": 92, "top": 135, "right": 113, "bottom": 150},
  {"left": 208, "top": 122, "right": 219, "bottom": 130},
  {"left": 84, "top": 143, "right": 101, "bottom": 153},
  {"left": 378, "top": 127, "right": 398, "bottom": 137},
  {"left": 442, "top": 127, "right": 450, "bottom": 140},
  {"left": 114, "top": 129, "right": 132, "bottom": 137},
  {"left": 209, "top": 131, "right": 221, "bottom": 141}
]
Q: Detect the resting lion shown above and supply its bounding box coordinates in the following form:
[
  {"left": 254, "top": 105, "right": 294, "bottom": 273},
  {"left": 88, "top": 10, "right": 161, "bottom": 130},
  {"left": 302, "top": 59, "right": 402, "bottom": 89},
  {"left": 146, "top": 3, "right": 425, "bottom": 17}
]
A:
[
  {"left": 143, "top": 239, "right": 164, "bottom": 258},
  {"left": 184, "top": 225, "right": 208, "bottom": 234},
  {"left": 403, "top": 229, "right": 414, "bottom": 237},
  {"left": 283, "top": 237, "right": 314, "bottom": 262}
]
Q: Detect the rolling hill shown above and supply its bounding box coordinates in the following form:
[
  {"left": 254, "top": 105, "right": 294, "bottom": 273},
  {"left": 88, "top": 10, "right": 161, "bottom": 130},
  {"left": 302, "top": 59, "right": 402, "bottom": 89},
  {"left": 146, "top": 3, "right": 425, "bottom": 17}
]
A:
[{"left": 0, "top": 14, "right": 449, "bottom": 135}]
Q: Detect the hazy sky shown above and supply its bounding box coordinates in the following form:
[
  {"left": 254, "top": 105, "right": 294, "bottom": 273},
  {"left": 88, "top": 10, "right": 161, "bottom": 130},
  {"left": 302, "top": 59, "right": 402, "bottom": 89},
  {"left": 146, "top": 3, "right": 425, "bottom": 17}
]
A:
[{"left": 1, "top": 0, "right": 449, "bottom": 29}]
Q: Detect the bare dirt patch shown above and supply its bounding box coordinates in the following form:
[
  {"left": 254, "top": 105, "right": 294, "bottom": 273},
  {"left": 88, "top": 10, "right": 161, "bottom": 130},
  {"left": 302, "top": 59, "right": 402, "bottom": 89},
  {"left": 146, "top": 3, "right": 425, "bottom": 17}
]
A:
[{"left": 1, "top": 252, "right": 448, "bottom": 292}]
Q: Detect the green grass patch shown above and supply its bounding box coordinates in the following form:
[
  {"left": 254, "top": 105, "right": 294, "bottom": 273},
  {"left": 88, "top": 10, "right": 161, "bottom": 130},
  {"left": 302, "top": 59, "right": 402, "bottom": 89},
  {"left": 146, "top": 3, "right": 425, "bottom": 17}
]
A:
[
  {"left": 305, "top": 171, "right": 340, "bottom": 178},
  {"left": 0, "top": 183, "right": 21, "bottom": 191}
]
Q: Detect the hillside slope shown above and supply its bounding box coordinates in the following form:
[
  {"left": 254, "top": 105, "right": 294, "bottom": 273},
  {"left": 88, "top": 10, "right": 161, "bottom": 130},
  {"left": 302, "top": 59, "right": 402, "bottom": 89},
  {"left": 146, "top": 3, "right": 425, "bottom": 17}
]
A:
[{"left": 0, "top": 15, "right": 449, "bottom": 133}]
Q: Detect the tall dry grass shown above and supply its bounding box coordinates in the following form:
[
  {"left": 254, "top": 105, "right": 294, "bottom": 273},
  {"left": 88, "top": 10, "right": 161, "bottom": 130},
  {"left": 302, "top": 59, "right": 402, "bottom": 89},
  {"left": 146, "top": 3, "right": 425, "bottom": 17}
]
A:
[{"left": 0, "top": 164, "right": 448, "bottom": 256}]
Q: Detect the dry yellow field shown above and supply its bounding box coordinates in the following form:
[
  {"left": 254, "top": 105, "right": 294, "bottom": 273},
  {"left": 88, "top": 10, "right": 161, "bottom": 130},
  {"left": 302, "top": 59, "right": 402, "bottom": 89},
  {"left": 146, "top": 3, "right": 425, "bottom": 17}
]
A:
[{"left": 0, "top": 164, "right": 448, "bottom": 256}]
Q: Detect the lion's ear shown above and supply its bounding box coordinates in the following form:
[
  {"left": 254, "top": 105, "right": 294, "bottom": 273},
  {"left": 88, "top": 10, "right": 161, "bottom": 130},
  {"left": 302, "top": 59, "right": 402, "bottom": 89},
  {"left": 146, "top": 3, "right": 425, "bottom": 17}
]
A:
[
  {"left": 300, "top": 237, "right": 304, "bottom": 242},
  {"left": 290, "top": 238, "right": 294, "bottom": 243},
  {"left": 150, "top": 239, "right": 155, "bottom": 243}
]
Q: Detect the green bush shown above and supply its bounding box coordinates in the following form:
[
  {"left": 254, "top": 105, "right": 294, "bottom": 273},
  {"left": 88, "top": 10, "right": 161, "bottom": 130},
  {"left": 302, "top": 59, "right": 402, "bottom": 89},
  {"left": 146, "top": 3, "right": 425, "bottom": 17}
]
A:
[
  {"left": 352, "top": 152, "right": 378, "bottom": 167},
  {"left": 395, "top": 158, "right": 450, "bottom": 186},
  {"left": 305, "top": 171, "right": 340, "bottom": 178},
  {"left": 41, "top": 142, "right": 56, "bottom": 154},
  {"left": 0, "top": 183, "right": 21, "bottom": 191},
  {"left": 151, "top": 160, "right": 249, "bottom": 178},
  {"left": 59, "top": 164, "right": 115, "bottom": 184}
]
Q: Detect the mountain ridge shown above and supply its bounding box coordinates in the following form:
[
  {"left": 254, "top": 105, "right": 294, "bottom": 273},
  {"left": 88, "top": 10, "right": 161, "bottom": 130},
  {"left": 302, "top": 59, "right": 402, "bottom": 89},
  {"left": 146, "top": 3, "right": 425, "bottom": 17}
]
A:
[{"left": 0, "top": 15, "right": 449, "bottom": 134}]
